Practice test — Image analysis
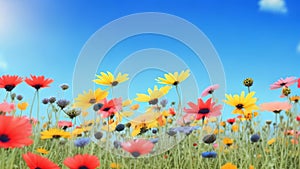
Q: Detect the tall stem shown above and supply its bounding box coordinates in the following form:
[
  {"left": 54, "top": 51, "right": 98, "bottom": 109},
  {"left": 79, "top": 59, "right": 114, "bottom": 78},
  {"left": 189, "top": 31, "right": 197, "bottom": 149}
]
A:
[
  {"left": 37, "top": 91, "right": 40, "bottom": 124},
  {"left": 175, "top": 85, "right": 182, "bottom": 115},
  {"left": 29, "top": 91, "right": 37, "bottom": 119}
]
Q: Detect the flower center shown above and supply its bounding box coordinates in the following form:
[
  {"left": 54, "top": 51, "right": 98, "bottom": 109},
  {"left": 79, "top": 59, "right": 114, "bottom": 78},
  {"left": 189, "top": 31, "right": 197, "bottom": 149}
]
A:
[
  {"left": 4, "top": 85, "right": 15, "bottom": 92},
  {"left": 79, "top": 166, "right": 89, "bottom": 169},
  {"left": 0, "top": 134, "right": 10, "bottom": 143},
  {"left": 131, "top": 151, "right": 141, "bottom": 158},
  {"left": 173, "top": 81, "right": 179, "bottom": 85},
  {"left": 103, "top": 107, "right": 111, "bottom": 112},
  {"left": 273, "top": 110, "right": 281, "bottom": 114},
  {"left": 35, "top": 167, "right": 42, "bottom": 169},
  {"left": 89, "top": 98, "right": 96, "bottom": 104},
  {"left": 208, "top": 90, "right": 214, "bottom": 94},
  {"left": 111, "top": 81, "right": 119, "bottom": 86},
  {"left": 198, "top": 108, "right": 210, "bottom": 114},
  {"left": 33, "top": 84, "right": 42, "bottom": 90},
  {"left": 52, "top": 135, "right": 61, "bottom": 139},
  {"left": 149, "top": 98, "right": 158, "bottom": 105},
  {"left": 236, "top": 104, "right": 244, "bottom": 109},
  {"left": 280, "top": 82, "right": 287, "bottom": 86}
]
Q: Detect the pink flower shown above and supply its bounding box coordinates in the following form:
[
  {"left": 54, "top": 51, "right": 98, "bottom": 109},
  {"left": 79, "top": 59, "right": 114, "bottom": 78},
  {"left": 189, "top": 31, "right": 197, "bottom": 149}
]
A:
[
  {"left": 58, "top": 121, "right": 73, "bottom": 129},
  {"left": 298, "top": 78, "right": 300, "bottom": 88},
  {"left": 183, "top": 98, "right": 222, "bottom": 121},
  {"left": 260, "top": 101, "right": 292, "bottom": 113},
  {"left": 270, "top": 77, "right": 297, "bottom": 90},
  {"left": 121, "top": 139, "right": 154, "bottom": 157},
  {"left": 176, "top": 113, "right": 196, "bottom": 126},
  {"left": 201, "top": 84, "right": 219, "bottom": 97},
  {"left": 0, "top": 102, "right": 15, "bottom": 114},
  {"left": 213, "top": 143, "right": 218, "bottom": 149},
  {"left": 98, "top": 98, "right": 122, "bottom": 118}
]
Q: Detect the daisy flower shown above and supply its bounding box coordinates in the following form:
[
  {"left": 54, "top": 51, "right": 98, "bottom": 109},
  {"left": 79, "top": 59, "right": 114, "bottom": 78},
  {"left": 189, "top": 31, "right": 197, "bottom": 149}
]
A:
[
  {"left": 270, "top": 76, "right": 297, "bottom": 90},
  {"left": 74, "top": 88, "right": 109, "bottom": 110},
  {"left": 135, "top": 85, "right": 171, "bottom": 105},
  {"left": 0, "top": 75, "right": 23, "bottom": 92},
  {"left": 121, "top": 139, "right": 154, "bottom": 157},
  {"left": 36, "top": 148, "right": 49, "bottom": 155},
  {"left": 40, "top": 128, "right": 71, "bottom": 139},
  {"left": 130, "top": 112, "right": 159, "bottom": 136},
  {"left": 98, "top": 97, "right": 122, "bottom": 118},
  {"left": 260, "top": 101, "right": 292, "bottom": 114},
  {"left": 290, "top": 96, "right": 300, "bottom": 104},
  {"left": 201, "top": 84, "right": 219, "bottom": 97},
  {"left": 23, "top": 152, "right": 60, "bottom": 169},
  {"left": 156, "top": 69, "right": 190, "bottom": 86},
  {"left": 93, "top": 71, "right": 128, "bottom": 87},
  {"left": 64, "top": 154, "right": 100, "bottom": 169},
  {"left": 183, "top": 98, "right": 222, "bottom": 121},
  {"left": 224, "top": 91, "right": 258, "bottom": 115},
  {"left": 0, "top": 116, "right": 33, "bottom": 148},
  {"left": 25, "top": 75, "right": 54, "bottom": 90}
]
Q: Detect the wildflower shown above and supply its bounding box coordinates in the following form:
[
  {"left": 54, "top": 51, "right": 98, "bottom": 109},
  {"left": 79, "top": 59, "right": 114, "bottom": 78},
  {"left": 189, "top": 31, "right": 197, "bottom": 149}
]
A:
[
  {"left": 223, "top": 138, "right": 234, "bottom": 146},
  {"left": 74, "top": 88, "right": 108, "bottom": 110},
  {"left": 17, "top": 95, "right": 23, "bottom": 101},
  {"left": 170, "top": 126, "right": 200, "bottom": 135},
  {"left": 60, "top": 83, "right": 69, "bottom": 90},
  {"left": 94, "top": 71, "right": 129, "bottom": 87},
  {"left": 0, "top": 116, "right": 33, "bottom": 148},
  {"left": 0, "top": 102, "right": 15, "bottom": 114},
  {"left": 135, "top": 85, "right": 171, "bottom": 105},
  {"left": 220, "top": 121, "right": 226, "bottom": 127},
  {"left": 115, "top": 124, "right": 125, "bottom": 132},
  {"left": 130, "top": 104, "right": 140, "bottom": 110},
  {"left": 201, "top": 84, "right": 219, "bottom": 97},
  {"left": 64, "top": 154, "right": 100, "bottom": 169},
  {"left": 65, "top": 108, "right": 81, "bottom": 119},
  {"left": 243, "top": 78, "right": 254, "bottom": 87},
  {"left": 56, "top": 99, "right": 70, "bottom": 109},
  {"left": 183, "top": 98, "right": 222, "bottom": 121},
  {"left": 42, "top": 98, "right": 49, "bottom": 104},
  {"left": 290, "top": 96, "right": 300, "bottom": 104},
  {"left": 11, "top": 93, "right": 16, "bottom": 100},
  {"left": 98, "top": 98, "right": 122, "bottom": 118},
  {"left": 270, "top": 76, "right": 297, "bottom": 90},
  {"left": 156, "top": 69, "right": 190, "bottom": 86},
  {"left": 25, "top": 75, "right": 54, "bottom": 90},
  {"left": 227, "top": 118, "right": 235, "bottom": 125},
  {"left": 40, "top": 128, "right": 71, "bottom": 139},
  {"left": 221, "top": 162, "right": 237, "bottom": 169},
  {"left": 231, "top": 125, "right": 239, "bottom": 132},
  {"left": 298, "top": 78, "right": 300, "bottom": 88},
  {"left": 250, "top": 134, "right": 260, "bottom": 142},
  {"left": 169, "top": 108, "right": 176, "bottom": 116},
  {"left": 224, "top": 91, "right": 258, "bottom": 115},
  {"left": 74, "top": 137, "right": 90, "bottom": 148},
  {"left": 266, "top": 120, "right": 272, "bottom": 125},
  {"left": 249, "top": 165, "right": 255, "bottom": 169},
  {"left": 150, "top": 138, "right": 159, "bottom": 144},
  {"left": 0, "top": 75, "right": 23, "bottom": 92},
  {"left": 113, "top": 140, "right": 122, "bottom": 149},
  {"left": 58, "top": 121, "right": 73, "bottom": 129},
  {"left": 36, "top": 148, "right": 49, "bottom": 155},
  {"left": 49, "top": 96, "right": 56, "bottom": 104},
  {"left": 23, "top": 152, "right": 60, "bottom": 169},
  {"left": 203, "top": 134, "right": 217, "bottom": 144},
  {"left": 110, "top": 163, "right": 121, "bottom": 169},
  {"left": 260, "top": 101, "right": 292, "bottom": 114},
  {"left": 160, "top": 99, "right": 168, "bottom": 107},
  {"left": 94, "top": 131, "right": 103, "bottom": 140},
  {"left": 281, "top": 86, "right": 291, "bottom": 97},
  {"left": 267, "top": 138, "right": 276, "bottom": 145},
  {"left": 121, "top": 139, "right": 154, "bottom": 157},
  {"left": 201, "top": 151, "right": 217, "bottom": 158},
  {"left": 296, "top": 116, "right": 300, "bottom": 122}
]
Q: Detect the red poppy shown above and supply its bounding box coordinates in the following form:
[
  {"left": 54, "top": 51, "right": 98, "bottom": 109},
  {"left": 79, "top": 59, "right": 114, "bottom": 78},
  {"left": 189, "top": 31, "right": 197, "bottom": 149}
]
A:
[
  {"left": 296, "top": 116, "right": 300, "bottom": 122},
  {"left": 226, "top": 118, "right": 236, "bottom": 125},
  {"left": 298, "top": 78, "right": 300, "bottom": 88},
  {"left": 58, "top": 121, "right": 73, "bottom": 129},
  {"left": 183, "top": 98, "right": 222, "bottom": 121},
  {"left": 0, "top": 116, "right": 33, "bottom": 148},
  {"left": 0, "top": 75, "right": 23, "bottom": 92},
  {"left": 98, "top": 98, "right": 122, "bottom": 118},
  {"left": 23, "top": 152, "right": 60, "bottom": 169},
  {"left": 169, "top": 108, "right": 176, "bottom": 116},
  {"left": 25, "top": 75, "right": 54, "bottom": 90},
  {"left": 121, "top": 139, "right": 154, "bottom": 157},
  {"left": 64, "top": 154, "right": 100, "bottom": 169}
]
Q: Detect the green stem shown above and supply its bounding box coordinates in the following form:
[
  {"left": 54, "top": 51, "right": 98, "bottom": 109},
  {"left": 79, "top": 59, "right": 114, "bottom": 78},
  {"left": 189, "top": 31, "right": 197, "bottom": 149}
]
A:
[
  {"left": 175, "top": 85, "right": 182, "bottom": 115},
  {"left": 29, "top": 91, "right": 37, "bottom": 119}
]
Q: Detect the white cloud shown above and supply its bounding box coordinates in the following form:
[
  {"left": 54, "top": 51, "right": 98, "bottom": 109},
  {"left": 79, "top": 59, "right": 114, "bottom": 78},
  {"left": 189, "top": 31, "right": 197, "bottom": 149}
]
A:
[
  {"left": 258, "top": 0, "right": 287, "bottom": 14},
  {"left": 297, "top": 43, "right": 300, "bottom": 53}
]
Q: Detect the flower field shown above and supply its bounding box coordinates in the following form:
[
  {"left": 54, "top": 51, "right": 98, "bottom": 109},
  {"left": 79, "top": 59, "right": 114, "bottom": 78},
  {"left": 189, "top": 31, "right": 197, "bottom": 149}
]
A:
[{"left": 0, "top": 71, "right": 300, "bottom": 169}]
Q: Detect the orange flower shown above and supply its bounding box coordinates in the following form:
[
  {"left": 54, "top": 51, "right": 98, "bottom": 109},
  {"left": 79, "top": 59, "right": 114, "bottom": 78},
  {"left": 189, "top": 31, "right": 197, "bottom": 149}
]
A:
[
  {"left": 64, "top": 154, "right": 100, "bottom": 169},
  {"left": 0, "top": 75, "right": 23, "bottom": 92},
  {"left": 25, "top": 75, "right": 54, "bottom": 90},
  {"left": 23, "top": 152, "right": 60, "bottom": 169}
]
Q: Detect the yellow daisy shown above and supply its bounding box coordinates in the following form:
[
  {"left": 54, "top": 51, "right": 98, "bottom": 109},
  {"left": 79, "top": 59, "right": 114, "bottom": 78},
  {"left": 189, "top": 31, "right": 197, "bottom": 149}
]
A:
[
  {"left": 17, "top": 102, "right": 29, "bottom": 111},
  {"left": 74, "top": 88, "right": 109, "bottom": 110},
  {"left": 93, "top": 71, "right": 129, "bottom": 87},
  {"left": 110, "top": 163, "right": 121, "bottom": 169},
  {"left": 130, "top": 112, "right": 159, "bottom": 136},
  {"left": 156, "top": 69, "right": 190, "bottom": 86},
  {"left": 135, "top": 85, "right": 171, "bottom": 105},
  {"left": 224, "top": 91, "right": 259, "bottom": 115},
  {"left": 36, "top": 148, "right": 49, "bottom": 155},
  {"left": 40, "top": 128, "right": 71, "bottom": 139}
]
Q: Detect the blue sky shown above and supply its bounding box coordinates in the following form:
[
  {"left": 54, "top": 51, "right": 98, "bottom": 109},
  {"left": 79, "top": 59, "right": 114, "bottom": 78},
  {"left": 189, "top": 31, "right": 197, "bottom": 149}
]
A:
[{"left": 0, "top": 0, "right": 299, "bottom": 121}]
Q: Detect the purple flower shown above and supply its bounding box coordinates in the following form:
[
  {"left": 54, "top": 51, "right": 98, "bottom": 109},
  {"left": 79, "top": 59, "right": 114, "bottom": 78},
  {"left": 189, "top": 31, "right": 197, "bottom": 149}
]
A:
[
  {"left": 74, "top": 137, "right": 90, "bottom": 147},
  {"left": 170, "top": 126, "right": 200, "bottom": 135}
]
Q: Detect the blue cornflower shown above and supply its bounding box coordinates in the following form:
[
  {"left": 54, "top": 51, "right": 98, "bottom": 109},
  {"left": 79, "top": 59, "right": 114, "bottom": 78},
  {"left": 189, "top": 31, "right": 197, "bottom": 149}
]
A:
[
  {"left": 201, "top": 151, "right": 217, "bottom": 158},
  {"left": 74, "top": 137, "right": 90, "bottom": 148},
  {"left": 250, "top": 134, "right": 260, "bottom": 143}
]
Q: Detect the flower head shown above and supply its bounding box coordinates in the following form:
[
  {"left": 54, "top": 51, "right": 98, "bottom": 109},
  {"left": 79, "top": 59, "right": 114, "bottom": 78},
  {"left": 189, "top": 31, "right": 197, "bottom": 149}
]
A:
[
  {"left": 184, "top": 98, "right": 222, "bottom": 121},
  {"left": 58, "top": 121, "right": 73, "bottom": 129},
  {"left": 0, "top": 102, "right": 15, "bottom": 114},
  {"left": 74, "top": 88, "right": 109, "bottom": 110},
  {"left": 121, "top": 139, "right": 154, "bottom": 157},
  {"left": 298, "top": 78, "right": 300, "bottom": 88},
  {"left": 64, "top": 154, "right": 100, "bottom": 169},
  {"left": 203, "top": 134, "right": 217, "bottom": 144},
  {"left": 98, "top": 98, "right": 122, "bottom": 118},
  {"left": 250, "top": 134, "right": 260, "bottom": 143},
  {"left": 0, "top": 116, "right": 33, "bottom": 148},
  {"left": 17, "top": 102, "right": 29, "bottom": 111},
  {"left": 227, "top": 118, "right": 236, "bottom": 125},
  {"left": 260, "top": 101, "right": 292, "bottom": 114},
  {"left": 36, "top": 148, "right": 49, "bottom": 155},
  {"left": 25, "top": 75, "right": 54, "bottom": 90},
  {"left": 0, "top": 75, "right": 23, "bottom": 92},
  {"left": 65, "top": 108, "right": 81, "bottom": 119},
  {"left": 23, "top": 152, "right": 60, "bottom": 169},
  {"left": 223, "top": 138, "right": 234, "bottom": 146},
  {"left": 202, "top": 151, "right": 217, "bottom": 158},
  {"left": 156, "top": 69, "right": 190, "bottom": 86},
  {"left": 40, "top": 128, "right": 71, "bottom": 139},
  {"left": 94, "top": 71, "right": 129, "bottom": 87},
  {"left": 135, "top": 85, "right": 171, "bottom": 105},
  {"left": 56, "top": 99, "right": 70, "bottom": 109},
  {"left": 270, "top": 76, "right": 297, "bottom": 90},
  {"left": 221, "top": 162, "right": 237, "bottom": 169},
  {"left": 224, "top": 91, "right": 258, "bottom": 115},
  {"left": 201, "top": 84, "right": 219, "bottom": 97},
  {"left": 243, "top": 78, "right": 254, "bottom": 87},
  {"left": 74, "top": 137, "right": 90, "bottom": 148}
]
